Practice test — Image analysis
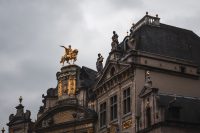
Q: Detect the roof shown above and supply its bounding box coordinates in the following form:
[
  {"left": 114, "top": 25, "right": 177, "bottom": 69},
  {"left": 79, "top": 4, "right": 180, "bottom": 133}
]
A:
[
  {"left": 158, "top": 94, "right": 200, "bottom": 124},
  {"left": 79, "top": 66, "right": 97, "bottom": 89},
  {"left": 133, "top": 23, "right": 200, "bottom": 65}
]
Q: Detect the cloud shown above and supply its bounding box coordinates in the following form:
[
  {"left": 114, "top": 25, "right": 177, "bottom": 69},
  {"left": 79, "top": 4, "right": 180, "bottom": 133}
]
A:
[
  {"left": 108, "top": 0, "right": 143, "bottom": 9},
  {"left": 0, "top": 0, "right": 86, "bottom": 129}
]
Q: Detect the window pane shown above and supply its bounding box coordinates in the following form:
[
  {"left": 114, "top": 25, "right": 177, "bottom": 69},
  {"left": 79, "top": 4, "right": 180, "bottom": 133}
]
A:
[
  {"left": 114, "top": 95, "right": 117, "bottom": 102},
  {"left": 123, "top": 90, "right": 126, "bottom": 97},
  {"left": 110, "top": 95, "right": 117, "bottom": 120},
  {"left": 123, "top": 88, "right": 131, "bottom": 114},
  {"left": 123, "top": 99, "right": 126, "bottom": 114},
  {"left": 111, "top": 106, "right": 113, "bottom": 120},
  {"left": 114, "top": 104, "right": 117, "bottom": 119},
  {"left": 127, "top": 88, "right": 130, "bottom": 96},
  {"left": 100, "top": 102, "right": 106, "bottom": 127},
  {"left": 127, "top": 97, "right": 131, "bottom": 113}
]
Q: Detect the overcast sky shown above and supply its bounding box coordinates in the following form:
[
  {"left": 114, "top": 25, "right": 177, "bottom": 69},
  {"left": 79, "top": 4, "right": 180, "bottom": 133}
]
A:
[{"left": 0, "top": 0, "right": 200, "bottom": 131}]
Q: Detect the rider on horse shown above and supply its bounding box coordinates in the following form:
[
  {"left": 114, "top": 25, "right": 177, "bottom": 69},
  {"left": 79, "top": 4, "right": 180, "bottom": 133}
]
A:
[{"left": 60, "top": 45, "right": 78, "bottom": 65}]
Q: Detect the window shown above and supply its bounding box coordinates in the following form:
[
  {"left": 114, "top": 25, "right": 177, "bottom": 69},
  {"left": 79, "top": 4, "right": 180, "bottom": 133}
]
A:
[
  {"left": 100, "top": 102, "right": 106, "bottom": 127},
  {"left": 123, "top": 88, "right": 131, "bottom": 114},
  {"left": 110, "top": 95, "right": 117, "bottom": 120},
  {"left": 180, "top": 66, "right": 186, "bottom": 73},
  {"left": 168, "top": 106, "right": 180, "bottom": 119},
  {"left": 146, "top": 107, "right": 151, "bottom": 127}
]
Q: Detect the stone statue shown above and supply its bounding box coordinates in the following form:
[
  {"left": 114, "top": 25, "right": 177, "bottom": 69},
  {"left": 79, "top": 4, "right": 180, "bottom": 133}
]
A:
[
  {"left": 39, "top": 106, "right": 44, "bottom": 113},
  {"left": 111, "top": 31, "right": 119, "bottom": 50},
  {"left": 96, "top": 53, "right": 104, "bottom": 72},
  {"left": 9, "top": 114, "right": 14, "bottom": 121},
  {"left": 60, "top": 45, "right": 78, "bottom": 65},
  {"left": 25, "top": 110, "right": 31, "bottom": 120},
  {"left": 130, "top": 23, "right": 135, "bottom": 35}
]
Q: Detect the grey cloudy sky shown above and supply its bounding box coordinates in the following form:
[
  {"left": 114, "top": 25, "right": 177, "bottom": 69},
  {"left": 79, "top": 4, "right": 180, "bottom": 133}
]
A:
[{"left": 0, "top": 0, "right": 200, "bottom": 130}]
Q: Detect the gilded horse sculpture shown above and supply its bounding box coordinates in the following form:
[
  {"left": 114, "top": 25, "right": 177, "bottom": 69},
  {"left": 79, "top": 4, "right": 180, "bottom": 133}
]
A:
[{"left": 60, "top": 45, "right": 78, "bottom": 65}]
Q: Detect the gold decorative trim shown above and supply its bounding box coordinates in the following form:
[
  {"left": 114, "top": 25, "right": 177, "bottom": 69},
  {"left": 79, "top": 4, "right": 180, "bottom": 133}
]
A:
[
  {"left": 122, "top": 119, "right": 132, "bottom": 129},
  {"left": 58, "top": 80, "right": 62, "bottom": 97},
  {"left": 68, "top": 75, "right": 76, "bottom": 95}
]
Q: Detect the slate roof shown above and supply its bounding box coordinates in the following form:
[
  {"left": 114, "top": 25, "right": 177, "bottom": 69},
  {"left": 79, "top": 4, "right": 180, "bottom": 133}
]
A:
[
  {"left": 158, "top": 94, "right": 200, "bottom": 124},
  {"left": 132, "top": 23, "right": 200, "bottom": 65},
  {"left": 81, "top": 66, "right": 97, "bottom": 81},
  {"left": 79, "top": 66, "right": 97, "bottom": 89}
]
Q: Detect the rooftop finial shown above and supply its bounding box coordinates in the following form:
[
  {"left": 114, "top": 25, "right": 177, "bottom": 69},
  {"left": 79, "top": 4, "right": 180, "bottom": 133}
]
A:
[
  {"left": 156, "top": 14, "right": 158, "bottom": 18},
  {"left": 19, "top": 96, "right": 23, "bottom": 104},
  {"left": 1, "top": 127, "right": 5, "bottom": 133},
  {"left": 127, "top": 31, "right": 129, "bottom": 36},
  {"left": 146, "top": 70, "right": 150, "bottom": 77},
  {"left": 146, "top": 11, "right": 148, "bottom": 15}
]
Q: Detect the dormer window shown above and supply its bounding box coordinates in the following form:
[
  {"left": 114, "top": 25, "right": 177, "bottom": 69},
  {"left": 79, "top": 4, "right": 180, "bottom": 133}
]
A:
[
  {"left": 168, "top": 106, "right": 180, "bottom": 119},
  {"left": 180, "top": 66, "right": 186, "bottom": 73}
]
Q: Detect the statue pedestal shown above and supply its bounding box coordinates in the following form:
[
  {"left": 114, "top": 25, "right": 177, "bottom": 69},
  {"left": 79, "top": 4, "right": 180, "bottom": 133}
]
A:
[{"left": 57, "top": 64, "right": 81, "bottom": 102}]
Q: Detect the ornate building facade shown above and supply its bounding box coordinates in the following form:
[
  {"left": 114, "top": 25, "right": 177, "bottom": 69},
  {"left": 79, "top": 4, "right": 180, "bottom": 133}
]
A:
[{"left": 6, "top": 13, "right": 200, "bottom": 133}]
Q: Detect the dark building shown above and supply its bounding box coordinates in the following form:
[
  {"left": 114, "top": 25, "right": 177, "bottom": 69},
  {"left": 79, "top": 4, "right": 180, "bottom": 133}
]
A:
[
  {"left": 7, "top": 97, "right": 34, "bottom": 133},
  {"left": 6, "top": 13, "right": 200, "bottom": 133}
]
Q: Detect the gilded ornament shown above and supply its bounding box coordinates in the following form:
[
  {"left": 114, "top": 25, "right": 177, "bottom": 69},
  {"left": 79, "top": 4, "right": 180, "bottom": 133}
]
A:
[
  {"left": 67, "top": 76, "right": 76, "bottom": 95},
  {"left": 122, "top": 119, "right": 132, "bottom": 129},
  {"left": 60, "top": 45, "right": 78, "bottom": 65},
  {"left": 58, "top": 80, "right": 62, "bottom": 97}
]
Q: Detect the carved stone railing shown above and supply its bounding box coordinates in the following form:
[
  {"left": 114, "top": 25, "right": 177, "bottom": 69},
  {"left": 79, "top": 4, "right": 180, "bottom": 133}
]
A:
[{"left": 131, "top": 12, "right": 160, "bottom": 33}]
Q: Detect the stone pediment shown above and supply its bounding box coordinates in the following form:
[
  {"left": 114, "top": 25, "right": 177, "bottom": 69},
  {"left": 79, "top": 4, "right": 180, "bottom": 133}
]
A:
[
  {"left": 35, "top": 104, "right": 97, "bottom": 130},
  {"left": 139, "top": 87, "right": 158, "bottom": 98},
  {"left": 95, "top": 61, "right": 131, "bottom": 89}
]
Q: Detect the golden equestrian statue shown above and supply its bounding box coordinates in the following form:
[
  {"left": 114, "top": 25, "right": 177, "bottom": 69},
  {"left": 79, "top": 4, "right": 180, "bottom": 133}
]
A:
[{"left": 60, "top": 45, "right": 78, "bottom": 65}]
